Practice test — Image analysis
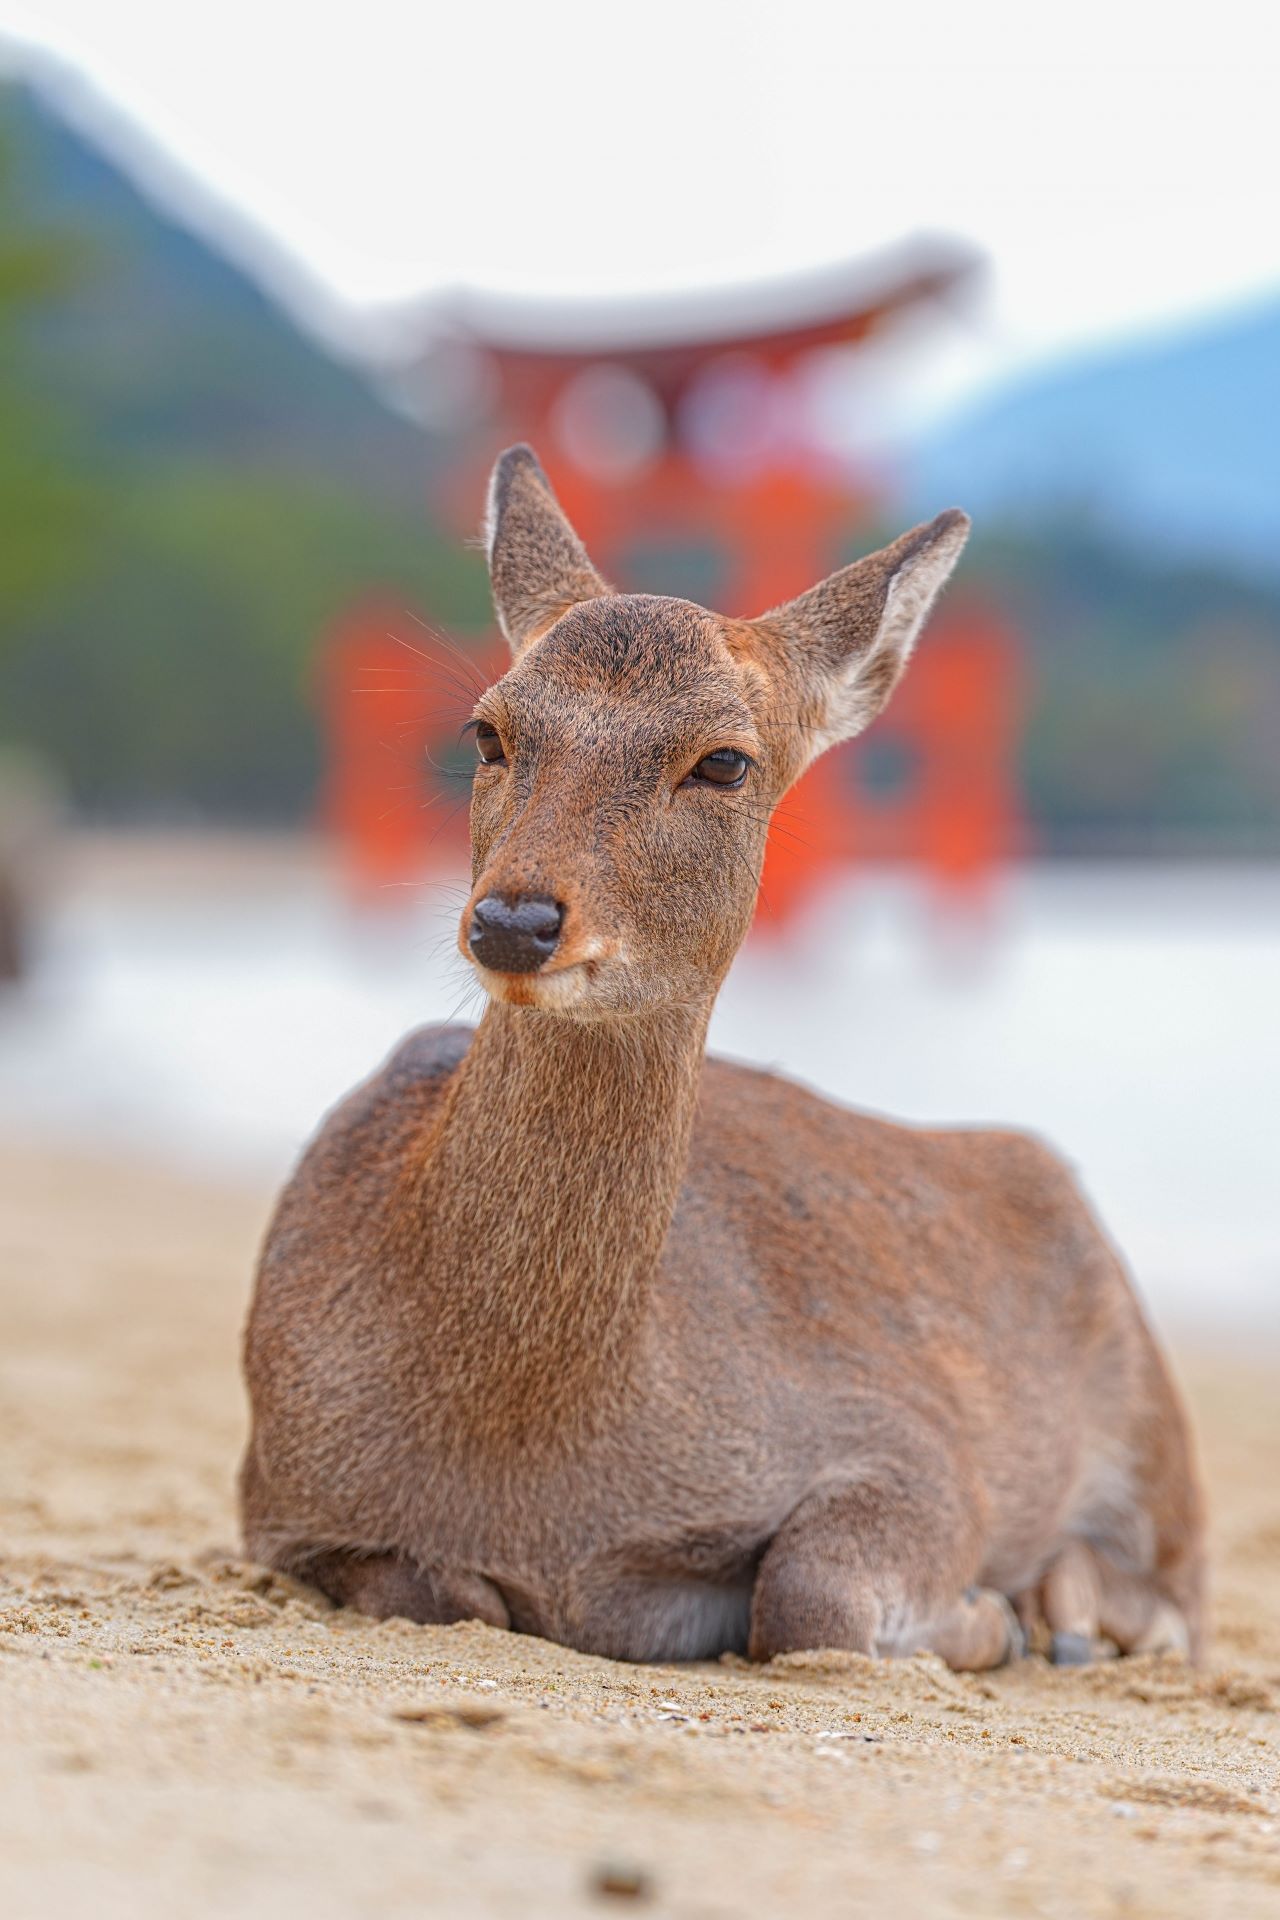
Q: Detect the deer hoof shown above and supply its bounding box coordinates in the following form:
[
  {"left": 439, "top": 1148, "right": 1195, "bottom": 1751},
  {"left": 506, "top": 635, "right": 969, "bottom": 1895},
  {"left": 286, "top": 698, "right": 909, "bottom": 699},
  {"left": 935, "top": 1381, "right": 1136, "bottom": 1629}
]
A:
[
  {"left": 1130, "top": 1600, "right": 1191, "bottom": 1659},
  {"left": 927, "top": 1587, "right": 1025, "bottom": 1669},
  {"left": 994, "top": 1590, "right": 1027, "bottom": 1664},
  {"left": 1049, "top": 1630, "right": 1095, "bottom": 1666}
]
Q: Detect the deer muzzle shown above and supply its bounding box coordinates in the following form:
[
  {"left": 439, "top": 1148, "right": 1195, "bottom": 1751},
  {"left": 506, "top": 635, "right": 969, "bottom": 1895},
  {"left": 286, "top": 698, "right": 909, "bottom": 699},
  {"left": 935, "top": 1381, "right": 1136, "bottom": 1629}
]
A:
[{"left": 467, "top": 893, "right": 565, "bottom": 974}]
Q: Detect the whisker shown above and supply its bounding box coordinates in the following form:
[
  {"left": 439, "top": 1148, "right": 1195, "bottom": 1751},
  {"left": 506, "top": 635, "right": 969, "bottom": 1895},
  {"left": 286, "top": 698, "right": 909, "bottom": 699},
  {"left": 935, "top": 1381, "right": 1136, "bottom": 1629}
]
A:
[
  {"left": 386, "top": 628, "right": 476, "bottom": 678},
  {"left": 375, "top": 791, "right": 418, "bottom": 824},
  {"left": 404, "top": 613, "right": 494, "bottom": 685},
  {"left": 422, "top": 794, "right": 474, "bottom": 850},
  {"left": 385, "top": 627, "right": 489, "bottom": 707}
]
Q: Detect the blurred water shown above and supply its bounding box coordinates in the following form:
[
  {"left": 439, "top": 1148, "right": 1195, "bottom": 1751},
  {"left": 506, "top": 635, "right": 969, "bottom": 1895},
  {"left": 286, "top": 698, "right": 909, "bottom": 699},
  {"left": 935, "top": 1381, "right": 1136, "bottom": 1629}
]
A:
[{"left": 1, "top": 848, "right": 1275, "bottom": 1325}]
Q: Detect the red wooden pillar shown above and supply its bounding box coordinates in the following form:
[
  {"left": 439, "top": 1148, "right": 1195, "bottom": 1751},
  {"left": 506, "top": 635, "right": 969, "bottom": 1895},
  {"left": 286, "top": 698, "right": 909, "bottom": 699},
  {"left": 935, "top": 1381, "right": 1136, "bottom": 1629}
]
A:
[{"left": 318, "top": 599, "right": 498, "bottom": 898}]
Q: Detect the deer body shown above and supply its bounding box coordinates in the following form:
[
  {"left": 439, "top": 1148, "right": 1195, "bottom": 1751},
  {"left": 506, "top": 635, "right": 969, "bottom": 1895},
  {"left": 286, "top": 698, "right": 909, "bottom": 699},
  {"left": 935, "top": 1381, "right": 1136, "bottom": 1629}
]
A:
[{"left": 242, "top": 449, "right": 1205, "bottom": 1669}]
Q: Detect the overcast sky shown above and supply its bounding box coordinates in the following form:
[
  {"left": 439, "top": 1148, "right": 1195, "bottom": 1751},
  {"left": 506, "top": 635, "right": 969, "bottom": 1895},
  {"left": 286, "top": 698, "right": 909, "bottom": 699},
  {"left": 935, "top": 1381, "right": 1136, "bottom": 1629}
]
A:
[{"left": 4, "top": 0, "right": 1277, "bottom": 420}]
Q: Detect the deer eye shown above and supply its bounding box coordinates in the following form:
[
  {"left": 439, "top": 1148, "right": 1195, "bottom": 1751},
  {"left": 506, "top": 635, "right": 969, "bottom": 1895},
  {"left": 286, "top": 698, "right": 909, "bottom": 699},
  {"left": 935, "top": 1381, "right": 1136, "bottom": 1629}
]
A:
[
  {"left": 686, "top": 748, "right": 749, "bottom": 789},
  {"left": 475, "top": 723, "right": 506, "bottom": 766}
]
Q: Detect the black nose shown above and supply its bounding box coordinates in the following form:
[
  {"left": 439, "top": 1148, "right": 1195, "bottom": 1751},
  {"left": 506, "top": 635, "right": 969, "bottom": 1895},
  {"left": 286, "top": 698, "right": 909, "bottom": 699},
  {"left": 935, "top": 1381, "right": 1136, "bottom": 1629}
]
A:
[{"left": 468, "top": 893, "right": 564, "bottom": 973}]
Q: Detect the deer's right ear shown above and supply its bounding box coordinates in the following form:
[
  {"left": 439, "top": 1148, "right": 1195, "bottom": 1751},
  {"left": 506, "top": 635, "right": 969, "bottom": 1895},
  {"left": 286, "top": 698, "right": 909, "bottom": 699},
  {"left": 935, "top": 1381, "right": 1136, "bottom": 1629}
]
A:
[
  {"left": 755, "top": 509, "right": 970, "bottom": 761},
  {"left": 484, "top": 444, "right": 612, "bottom": 657}
]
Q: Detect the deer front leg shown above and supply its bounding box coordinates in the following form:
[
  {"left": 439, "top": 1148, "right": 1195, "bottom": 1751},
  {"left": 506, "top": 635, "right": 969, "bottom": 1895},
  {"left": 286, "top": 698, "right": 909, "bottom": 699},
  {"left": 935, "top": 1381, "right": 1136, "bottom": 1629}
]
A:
[
  {"left": 749, "top": 1461, "right": 1019, "bottom": 1672},
  {"left": 301, "top": 1549, "right": 510, "bottom": 1630}
]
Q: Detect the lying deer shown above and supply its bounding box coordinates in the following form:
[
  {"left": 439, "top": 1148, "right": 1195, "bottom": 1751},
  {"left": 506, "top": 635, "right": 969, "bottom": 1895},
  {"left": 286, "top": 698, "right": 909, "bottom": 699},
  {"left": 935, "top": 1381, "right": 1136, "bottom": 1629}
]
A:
[{"left": 241, "top": 446, "right": 1205, "bottom": 1671}]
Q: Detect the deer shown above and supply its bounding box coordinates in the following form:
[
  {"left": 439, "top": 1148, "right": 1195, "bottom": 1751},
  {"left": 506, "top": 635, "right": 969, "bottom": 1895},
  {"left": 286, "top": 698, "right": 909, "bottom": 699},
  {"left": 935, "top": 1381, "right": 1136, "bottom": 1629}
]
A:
[{"left": 240, "top": 445, "right": 1206, "bottom": 1673}]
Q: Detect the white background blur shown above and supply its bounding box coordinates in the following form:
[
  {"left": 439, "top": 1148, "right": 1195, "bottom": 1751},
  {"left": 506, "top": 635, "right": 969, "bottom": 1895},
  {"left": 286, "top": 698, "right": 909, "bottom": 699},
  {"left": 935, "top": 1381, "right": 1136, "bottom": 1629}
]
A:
[
  {"left": 1, "top": 845, "right": 1275, "bottom": 1327},
  {"left": 6, "top": 0, "right": 1279, "bottom": 434}
]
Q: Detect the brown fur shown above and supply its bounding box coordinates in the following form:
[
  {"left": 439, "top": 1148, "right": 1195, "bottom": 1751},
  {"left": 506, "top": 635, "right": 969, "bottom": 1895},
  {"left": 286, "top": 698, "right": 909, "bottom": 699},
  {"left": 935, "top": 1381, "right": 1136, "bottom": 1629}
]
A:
[{"left": 241, "top": 446, "right": 1206, "bottom": 1670}]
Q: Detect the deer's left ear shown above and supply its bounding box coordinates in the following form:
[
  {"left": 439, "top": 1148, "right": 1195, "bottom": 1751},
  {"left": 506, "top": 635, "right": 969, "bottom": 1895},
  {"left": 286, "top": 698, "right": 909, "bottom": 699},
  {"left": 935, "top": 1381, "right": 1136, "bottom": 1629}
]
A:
[{"left": 755, "top": 510, "right": 970, "bottom": 756}]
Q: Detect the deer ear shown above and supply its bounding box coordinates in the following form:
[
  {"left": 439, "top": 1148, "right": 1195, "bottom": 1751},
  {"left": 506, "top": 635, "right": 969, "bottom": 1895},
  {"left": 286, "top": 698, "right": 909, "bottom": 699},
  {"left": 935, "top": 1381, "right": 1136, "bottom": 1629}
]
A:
[
  {"left": 757, "top": 510, "right": 970, "bottom": 757},
  {"left": 484, "top": 444, "right": 612, "bottom": 656}
]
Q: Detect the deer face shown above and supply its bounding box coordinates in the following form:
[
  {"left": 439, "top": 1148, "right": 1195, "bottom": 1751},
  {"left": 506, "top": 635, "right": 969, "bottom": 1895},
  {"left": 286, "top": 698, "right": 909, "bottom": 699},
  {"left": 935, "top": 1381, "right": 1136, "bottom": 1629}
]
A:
[
  {"left": 463, "top": 594, "right": 773, "bottom": 1015},
  {"left": 459, "top": 446, "right": 969, "bottom": 1019}
]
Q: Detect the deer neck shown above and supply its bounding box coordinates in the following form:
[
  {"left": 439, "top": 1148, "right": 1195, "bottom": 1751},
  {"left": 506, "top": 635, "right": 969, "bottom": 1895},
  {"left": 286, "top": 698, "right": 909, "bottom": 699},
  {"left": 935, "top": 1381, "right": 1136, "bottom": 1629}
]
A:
[{"left": 410, "top": 996, "right": 710, "bottom": 1421}]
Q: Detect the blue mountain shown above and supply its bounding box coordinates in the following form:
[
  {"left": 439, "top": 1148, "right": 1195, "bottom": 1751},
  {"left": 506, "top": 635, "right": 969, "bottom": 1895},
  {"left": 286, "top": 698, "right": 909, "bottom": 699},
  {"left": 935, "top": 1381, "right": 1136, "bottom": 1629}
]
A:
[{"left": 905, "top": 298, "right": 1280, "bottom": 581}]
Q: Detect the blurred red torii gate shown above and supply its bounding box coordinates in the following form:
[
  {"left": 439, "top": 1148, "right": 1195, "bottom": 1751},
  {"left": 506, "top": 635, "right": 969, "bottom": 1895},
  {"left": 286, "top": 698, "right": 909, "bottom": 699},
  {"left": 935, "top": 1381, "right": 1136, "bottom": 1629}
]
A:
[{"left": 320, "top": 241, "right": 1024, "bottom": 925}]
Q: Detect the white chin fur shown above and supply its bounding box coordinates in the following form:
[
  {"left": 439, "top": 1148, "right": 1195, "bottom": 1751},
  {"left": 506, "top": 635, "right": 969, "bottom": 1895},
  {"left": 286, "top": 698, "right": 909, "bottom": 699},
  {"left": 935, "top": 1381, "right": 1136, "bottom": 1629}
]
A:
[{"left": 471, "top": 961, "right": 591, "bottom": 1012}]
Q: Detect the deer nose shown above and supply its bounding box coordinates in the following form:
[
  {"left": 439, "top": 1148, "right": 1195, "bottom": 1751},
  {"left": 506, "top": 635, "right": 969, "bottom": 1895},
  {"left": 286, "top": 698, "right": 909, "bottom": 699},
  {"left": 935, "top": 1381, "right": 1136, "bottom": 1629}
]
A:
[{"left": 468, "top": 893, "right": 564, "bottom": 973}]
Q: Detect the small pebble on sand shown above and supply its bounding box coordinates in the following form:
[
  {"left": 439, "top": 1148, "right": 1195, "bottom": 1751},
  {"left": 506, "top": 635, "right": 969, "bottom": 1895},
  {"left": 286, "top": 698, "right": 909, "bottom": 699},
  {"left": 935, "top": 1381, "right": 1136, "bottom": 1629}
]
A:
[{"left": 591, "top": 1861, "right": 651, "bottom": 1900}]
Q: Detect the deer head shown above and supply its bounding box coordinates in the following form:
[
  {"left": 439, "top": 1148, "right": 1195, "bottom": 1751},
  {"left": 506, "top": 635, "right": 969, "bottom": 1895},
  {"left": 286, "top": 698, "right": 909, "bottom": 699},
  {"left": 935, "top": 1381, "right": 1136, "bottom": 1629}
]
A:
[{"left": 460, "top": 444, "right": 969, "bottom": 1017}]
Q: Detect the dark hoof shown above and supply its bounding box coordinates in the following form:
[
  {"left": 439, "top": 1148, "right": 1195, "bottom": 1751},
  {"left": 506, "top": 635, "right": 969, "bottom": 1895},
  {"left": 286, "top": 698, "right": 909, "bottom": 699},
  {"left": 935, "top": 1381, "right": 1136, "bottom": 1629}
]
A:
[
  {"left": 1049, "top": 1630, "right": 1094, "bottom": 1667},
  {"left": 1000, "top": 1595, "right": 1028, "bottom": 1664}
]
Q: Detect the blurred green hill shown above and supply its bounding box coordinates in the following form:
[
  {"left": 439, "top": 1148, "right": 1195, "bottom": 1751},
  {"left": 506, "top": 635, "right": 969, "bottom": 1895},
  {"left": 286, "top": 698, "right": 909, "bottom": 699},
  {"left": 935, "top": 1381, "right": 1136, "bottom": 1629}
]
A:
[
  {"left": 0, "top": 81, "right": 488, "bottom": 821},
  {"left": 963, "top": 521, "right": 1280, "bottom": 852}
]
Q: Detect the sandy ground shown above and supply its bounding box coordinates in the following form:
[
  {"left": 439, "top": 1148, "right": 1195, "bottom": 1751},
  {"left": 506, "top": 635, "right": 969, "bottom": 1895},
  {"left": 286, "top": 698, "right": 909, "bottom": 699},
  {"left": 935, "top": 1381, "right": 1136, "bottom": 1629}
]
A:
[{"left": 1, "top": 1142, "right": 1277, "bottom": 1920}]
